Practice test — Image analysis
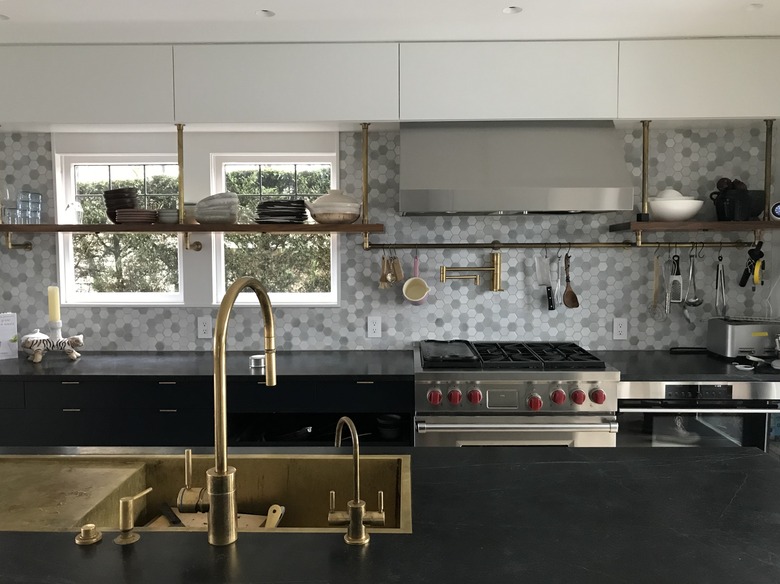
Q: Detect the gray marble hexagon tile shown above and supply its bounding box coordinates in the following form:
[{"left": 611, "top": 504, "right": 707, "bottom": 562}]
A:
[{"left": 0, "top": 126, "right": 776, "bottom": 352}]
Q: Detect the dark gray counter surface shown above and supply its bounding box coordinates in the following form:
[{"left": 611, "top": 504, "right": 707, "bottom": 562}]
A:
[
  {"left": 595, "top": 349, "right": 780, "bottom": 382},
  {"left": 0, "top": 447, "right": 779, "bottom": 583},
  {"left": 0, "top": 350, "right": 414, "bottom": 380}
]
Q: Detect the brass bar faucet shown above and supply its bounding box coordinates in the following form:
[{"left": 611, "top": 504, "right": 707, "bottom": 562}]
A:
[
  {"left": 440, "top": 251, "right": 503, "bottom": 291},
  {"left": 328, "top": 416, "right": 385, "bottom": 545},
  {"left": 209, "top": 276, "right": 277, "bottom": 546}
]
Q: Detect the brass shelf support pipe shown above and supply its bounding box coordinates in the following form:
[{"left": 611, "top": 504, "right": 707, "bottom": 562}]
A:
[
  {"left": 361, "top": 122, "right": 371, "bottom": 250},
  {"left": 441, "top": 251, "right": 503, "bottom": 291},
  {"left": 209, "top": 276, "right": 277, "bottom": 546},
  {"left": 4, "top": 232, "right": 32, "bottom": 251},
  {"left": 765, "top": 119, "right": 774, "bottom": 220},
  {"left": 176, "top": 123, "right": 202, "bottom": 252}
]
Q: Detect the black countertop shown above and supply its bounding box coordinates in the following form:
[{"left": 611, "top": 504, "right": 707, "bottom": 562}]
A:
[
  {"left": 0, "top": 350, "right": 414, "bottom": 380},
  {"left": 595, "top": 350, "right": 780, "bottom": 382},
  {"left": 3, "top": 349, "right": 780, "bottom": 383},
  {"left": 1, "top": 447, "right": 779, "bottom": 583}
]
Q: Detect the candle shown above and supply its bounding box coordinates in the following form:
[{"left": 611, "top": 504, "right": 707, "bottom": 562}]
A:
[{"left": 47, "top": 286, "right": 60, "bottom": 322}]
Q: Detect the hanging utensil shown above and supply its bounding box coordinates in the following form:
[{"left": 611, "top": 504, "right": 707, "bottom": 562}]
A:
[
  {"left": 715, "top": 254, "right": 727, "bottom": 317},
  {"left": 669, "top": 254, "right": 683, "bottom": 303},
  {"left": 562, "top": 253, "right": 580, "bottom": 308},
  {"left": 379, "top": 255, "right": 390, "bottom": 289},
  {"left": 663, "top": 253, "right": 675, "bottom": 316},
  {"left": 650, "top": 255, "right": 668, "bottom": 322},
  {"left": 534, "top": 254, "right": 555, "bottom": 311},
  {"left": 739, "top": 241, "right": 764, "bottom": 288},
  {"left": 552, "top": 253, "right": 563, "bottom": 307}
]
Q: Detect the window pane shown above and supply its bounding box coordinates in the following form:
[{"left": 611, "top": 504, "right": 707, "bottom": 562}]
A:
[
  {"left": 72, "top": 233, "right": 179, "bottom": 293},
  {"left": 223, "top": 162, "right": 333, "bottom": 295},
  {"left": 224, "top": 233, "right": 331, "bottom": 293},
  {"left": 71, "top": 163, "right": 181, "bottom": 294}
]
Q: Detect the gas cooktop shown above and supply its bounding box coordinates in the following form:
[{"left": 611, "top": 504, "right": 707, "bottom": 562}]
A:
[{"left": 419, "top": 340, "right": 606, "bottom": 371}]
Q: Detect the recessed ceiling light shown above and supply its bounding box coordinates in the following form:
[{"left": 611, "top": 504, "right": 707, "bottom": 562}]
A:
[
  {"left": 502, "top": 6, "right": 522, "bottom": 14},
  {"left": 747, "top": 2, "right": 764, "bottom": 9},
  {"left": 256, "top": 9, "right": 275, "bottom": 17},
  {"left": 0, "top": 15, "right": 10, "bottom": 21}
]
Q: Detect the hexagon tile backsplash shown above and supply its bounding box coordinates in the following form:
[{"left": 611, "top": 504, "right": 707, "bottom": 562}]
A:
[{"left": 0, "top": 126, "right": 777, "bottom": 352}]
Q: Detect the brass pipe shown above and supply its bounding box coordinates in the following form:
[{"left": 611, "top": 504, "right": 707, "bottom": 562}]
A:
[
  {"left": 641, "top": 121, "right": 650, "bottom": 216},
  {"left": 177, "top": 123, "right": 185, "bottom": 225},
  {"left": 334, "top": 417, "right": 361, "bottom": 506},
  {"left": 4, "top": 232, "right": 32, "bottom": 250},
  {"left": 361, "top": 123, "right": 371, "bottom": 250},
  {"left": 363, "top": 240, "right": 746, "bottom": 250},
  {"left": 491, "top": 251, "right": 502, "bottom": 292},
  {"left": 209, "top": 276, "right": 276, "bottom": 546},
  {"left": 765, "top": 119, "right": 774, "bottom": 220},
  {"left": 184, "top": 232, "right": 203, "bottom": 252}
]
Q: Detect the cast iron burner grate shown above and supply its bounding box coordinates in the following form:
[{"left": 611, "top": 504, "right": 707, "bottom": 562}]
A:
[
  {"left": 523, "top": 342, "right": 606, "bottom": 371},
  {"left": 472, "top": 342, "right": 544, "bottom": 370}
]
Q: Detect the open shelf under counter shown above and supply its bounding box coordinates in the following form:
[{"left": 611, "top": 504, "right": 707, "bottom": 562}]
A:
[
  {"left": 608, "top": 220, "right": 780, "bottom": 233},
  {"left": 0, "top": 223, "right": 384, "bottom": 234}
]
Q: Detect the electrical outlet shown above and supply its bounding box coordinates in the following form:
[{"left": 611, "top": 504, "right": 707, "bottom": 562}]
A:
[
  {"left": 367, "top": 316, "right": 382, "bottom": 338},
  {"left": 612, "top": 318, "right": 628, "bottom": 340},
  {"left": 197, "top": 316, "right": 212, "bottom": 339}
]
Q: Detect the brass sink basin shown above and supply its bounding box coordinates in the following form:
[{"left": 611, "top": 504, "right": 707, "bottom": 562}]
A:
[{"left": 0, "top": 454, "right": 412, "bottom": 535}]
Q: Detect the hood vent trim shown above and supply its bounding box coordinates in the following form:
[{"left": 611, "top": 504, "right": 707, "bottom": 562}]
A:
[{"left": 398, "top": 122, "right": 636, "bottom": 216}]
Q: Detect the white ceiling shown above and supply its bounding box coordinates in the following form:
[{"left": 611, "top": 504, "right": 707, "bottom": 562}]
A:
[{"left": 0, "top": 0, "right": 778, "bottom": 44}]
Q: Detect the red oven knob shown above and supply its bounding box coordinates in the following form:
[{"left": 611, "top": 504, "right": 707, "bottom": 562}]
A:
[
  {"left": 527, "top": 394, "right": 543, "bottom": 411},
  {"left": 550, "top": 388, "right": 566, "bottom": 405},
  {"left": 427, "top": 389, "right": 443, "bottom": 406},
  {"left": 467, "top": 388, "right": 483, "bottom": 404},
  {"left": 570, "top": 389, "right": 586, "bottom": 405},
  {"left": 448, "top": 389, "right": 463, "bottom": 405},
  {"left": 590, "top": 388, "right": 607, "bottom": 405}
]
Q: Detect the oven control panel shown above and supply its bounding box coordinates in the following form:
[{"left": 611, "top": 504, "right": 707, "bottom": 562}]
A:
[{"left": 418, "top": 380, "right": 617, "bottom": 413}]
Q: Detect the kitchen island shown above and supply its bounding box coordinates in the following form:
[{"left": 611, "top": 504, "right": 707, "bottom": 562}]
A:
[{"left": 0, "top": 447, "right": 778, "bottom": 583}]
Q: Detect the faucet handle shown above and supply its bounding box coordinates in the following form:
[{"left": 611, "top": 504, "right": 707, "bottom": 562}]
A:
[
  {"left": 184, "top": 448, "right": 192, "bottom": 489},
  {"left": 327, "top": 490, "right": 349, "bottom": 525},
  {"left": 364, "top": 490, "right": 386, "bottom": 527},
  {"left": 113, "top": 487, "right": 153, "bottom": 545}
]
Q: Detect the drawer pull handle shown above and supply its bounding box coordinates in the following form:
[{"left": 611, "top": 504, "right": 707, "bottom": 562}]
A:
[
  {"left": 62, "top": 408, "right": 81, "bottom": 412},
  {"left": 159, "top": 409, "right": 178, "bottom": 413},
  {"left": 355, "top": 381, "right": 375, "bottom": 385},
  {"left": 61, "top": 381, "right": 80, "bottom": 385},
  {"left": 158, "top": 381, "right": 177, "bottom": 385}
]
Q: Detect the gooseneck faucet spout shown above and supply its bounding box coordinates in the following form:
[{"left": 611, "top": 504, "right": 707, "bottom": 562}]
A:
[{"left": 209, "top": 276, "right": 276, "bottom": 546}]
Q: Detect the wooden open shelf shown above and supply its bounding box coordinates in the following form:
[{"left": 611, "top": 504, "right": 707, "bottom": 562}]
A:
[
  {"left": 608, "top": 220, "right": 779, "bottom": 233},
  {"left": 0, "top": 223, "right": 384, "bottom": 235}
]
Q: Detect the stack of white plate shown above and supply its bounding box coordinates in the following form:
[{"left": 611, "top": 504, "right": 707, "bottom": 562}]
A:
[
  {"left": 195, "top": 192, "right": 239, "bottom": 224},
  {"left": 157, "top": 209, "right": 180, "bottom": 224},
  {"left": 115, "top": 209, "right": 158, "bottom": 224}
]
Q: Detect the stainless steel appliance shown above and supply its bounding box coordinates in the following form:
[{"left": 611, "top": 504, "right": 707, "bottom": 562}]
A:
[
  {"left": 617, "top": 381, "right": 780, "bottom": 450},
  {"left": 706, "top": 317, "right": 780, "bottom": 358},
  {"left": 414, "top": 341, "right": 619, "bottom": 447}
]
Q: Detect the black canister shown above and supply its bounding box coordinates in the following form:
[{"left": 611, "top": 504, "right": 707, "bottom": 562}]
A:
[{"left": 710, "top": 189, "right": 750, "bottom": 221}]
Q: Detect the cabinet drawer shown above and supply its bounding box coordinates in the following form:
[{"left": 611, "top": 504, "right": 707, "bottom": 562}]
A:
[
  {"left": 24, "top": 380, "right": 211, "bottom": 410},
  {"left": 0, "top": 382, "right": 24, "bottom": 409},
  {"left": 229, "top": 379, "right": 414, "bottom": 413}
]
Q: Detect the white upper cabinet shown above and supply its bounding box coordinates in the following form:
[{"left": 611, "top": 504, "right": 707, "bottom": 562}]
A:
[
  {"left": 173, "top": 44, "right": 399, "bottom": 123},
  {"left": 618, "top": 40, "right": 780, "bottom": 119},
  {"left": 0, "top": 46, "right": 174, "bottom": 124},
  {"left": 399, "top": 41, "right": 619, "bottom": 121}
]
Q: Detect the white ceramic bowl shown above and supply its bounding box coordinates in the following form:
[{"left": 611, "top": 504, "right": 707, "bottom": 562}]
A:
[
  {"left": 656, "top": 189, "right": 687, "bottom": 199},
  {"left": 309, "top": 211, "right": 361, "bottom": 224},
  {"left": 648, "top": 198, "right": 704, "bottom": 221}
]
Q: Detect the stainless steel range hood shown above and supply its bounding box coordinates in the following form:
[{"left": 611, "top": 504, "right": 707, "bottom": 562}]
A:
[{"left": 398, "top": 122, "right": 635, "bottom": 215}]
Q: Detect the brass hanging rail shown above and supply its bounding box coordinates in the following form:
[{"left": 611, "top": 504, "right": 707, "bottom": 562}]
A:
[{"left": 4, "top": 232, "right": 32, "bottom": 251}]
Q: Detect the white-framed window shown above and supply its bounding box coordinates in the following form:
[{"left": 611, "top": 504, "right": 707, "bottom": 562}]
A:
[
  {"left": 211, "top": 153, "right": 340, "bottom": 307},
  {"left": 56, "top": 154, "right": 184, "bottom": 305}
]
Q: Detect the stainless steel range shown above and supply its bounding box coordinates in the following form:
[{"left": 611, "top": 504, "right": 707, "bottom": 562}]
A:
[{"left": 414, "top": 340, "right": 620, "bottom": 447}]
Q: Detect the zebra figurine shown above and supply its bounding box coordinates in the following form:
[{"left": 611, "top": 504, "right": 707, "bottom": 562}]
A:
[{"left": 21, "top": 330, "right": 84, "bottom": 363}]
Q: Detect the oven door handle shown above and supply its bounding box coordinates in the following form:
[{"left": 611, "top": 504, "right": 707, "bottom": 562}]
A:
[
  {"left": 620, "top": 408, "right": 780, "bottom": 414},
  {"left": 416, "top": 422, "right": 619, "bottom": 434}
]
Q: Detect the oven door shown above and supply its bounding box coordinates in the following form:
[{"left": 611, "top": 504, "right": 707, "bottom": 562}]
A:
[
  {"left": 414, "top": 415, "right": 618, "bottom": 447},
  {"left": 617, "top": 400, "right": 780, "bottom": 450}
]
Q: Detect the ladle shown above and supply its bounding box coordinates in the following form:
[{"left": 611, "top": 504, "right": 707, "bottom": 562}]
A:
[
  {"left": 563, "top": 253, "right": 580, "bottom": 308},
  {"left": 684, "top": 250, "right": 703, "bottom": 307}
]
